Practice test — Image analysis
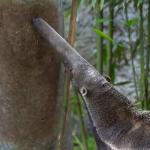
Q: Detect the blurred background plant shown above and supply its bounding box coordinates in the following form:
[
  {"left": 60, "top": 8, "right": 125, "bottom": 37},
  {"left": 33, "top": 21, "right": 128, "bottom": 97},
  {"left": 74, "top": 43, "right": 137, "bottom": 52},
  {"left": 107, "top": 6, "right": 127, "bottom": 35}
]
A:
[{"left": 60, "top": 0, "right": 150, "bottom": 149}]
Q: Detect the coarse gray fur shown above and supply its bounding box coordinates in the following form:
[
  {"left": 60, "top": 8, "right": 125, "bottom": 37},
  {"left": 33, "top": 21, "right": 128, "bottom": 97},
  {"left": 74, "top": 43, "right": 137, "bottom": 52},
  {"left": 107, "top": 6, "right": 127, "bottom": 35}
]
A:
[{"left": 33, "top": 18, "right": 150, "bottom": 150}]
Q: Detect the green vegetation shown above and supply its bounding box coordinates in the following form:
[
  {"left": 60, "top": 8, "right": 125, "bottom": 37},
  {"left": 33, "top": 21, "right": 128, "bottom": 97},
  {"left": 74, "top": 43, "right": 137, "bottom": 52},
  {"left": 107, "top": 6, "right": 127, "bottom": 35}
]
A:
[{"left": 62, "top": 0, "right": 150, "bottom": 149}]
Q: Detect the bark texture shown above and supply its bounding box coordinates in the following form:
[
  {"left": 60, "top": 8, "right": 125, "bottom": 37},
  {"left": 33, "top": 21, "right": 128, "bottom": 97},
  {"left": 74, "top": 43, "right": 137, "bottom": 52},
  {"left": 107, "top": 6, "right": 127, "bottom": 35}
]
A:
[{"left": 0, "top": 0, "right": 63, "bottom": 150}]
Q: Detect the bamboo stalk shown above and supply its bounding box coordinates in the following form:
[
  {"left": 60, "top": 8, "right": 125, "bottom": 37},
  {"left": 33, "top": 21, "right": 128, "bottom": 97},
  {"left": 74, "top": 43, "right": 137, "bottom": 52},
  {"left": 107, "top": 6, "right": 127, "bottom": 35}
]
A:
[
  {"left": 74, "top": 90, "right": 89, "bottom": 150},
  {"left": 68, "top": 0, "right": 77, "bottom": 45},
  {"left": 139, "top": 2, "right": 145, "bottom": 109},
  {"left": 124, "top": 2, "right": 139, "bottom": 99},
  {"left": 69, "top": 1, "right": 89, "bottom": 149},
  {"left": 59, "top": 74, "right": 71, "bottom": 150},
  {"left": 68, "top": 1, "right": 89, "bottom": 149},
  {"left": 145, "top": 0, "right": 150, "bottom": 109},
  {"left": 96, "top": 0, "right": 104, "bottom": 74},
  {"left": 59, "top": 1, "right": 89, "bottom": 149},
  {"left": 59, "top": 0, "right": 78, "bottom": 149},
  {"left": 108, "top": 0, "right": 114, "bottom": 81}
]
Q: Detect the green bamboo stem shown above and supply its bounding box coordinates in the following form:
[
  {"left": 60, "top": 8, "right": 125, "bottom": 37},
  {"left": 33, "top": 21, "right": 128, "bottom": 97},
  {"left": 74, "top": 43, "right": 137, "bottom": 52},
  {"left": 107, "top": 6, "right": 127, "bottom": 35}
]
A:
[
  {"left": 59, "top": 0, "right": 78, "bottom": 149},
  {"left": 145, "top": 0, "right": 150, "bottom": 109},
  {"left": 59, "top": 74, "right": 71, "bottom": 150},
  {"left": 139, "top": 3, "right": 145, "bottom": 109},
  {"left": 67, "top": 0, "right": 89, "bottom": 149},
  {"left": 74, "top": 90, "right": 89, "bottom": 150},
  {"left": 108, "top": 0, "right": 114, "bottom": 81},
  {"left": 96, "top": 0, "right": 104, "bottom": 74},
  {"left": 124, "top": 3, "right": 139, "bottom": 100}
]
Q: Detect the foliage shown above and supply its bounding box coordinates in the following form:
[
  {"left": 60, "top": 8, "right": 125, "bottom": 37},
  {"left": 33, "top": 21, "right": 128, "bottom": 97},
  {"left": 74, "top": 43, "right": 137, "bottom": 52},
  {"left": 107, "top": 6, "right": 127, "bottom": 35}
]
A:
[
  {"left": 93, "top": 28, "right": 113, "bottom": 42},
  {"left": 73, "top": 133, "right": 96, "bottom": 150}
]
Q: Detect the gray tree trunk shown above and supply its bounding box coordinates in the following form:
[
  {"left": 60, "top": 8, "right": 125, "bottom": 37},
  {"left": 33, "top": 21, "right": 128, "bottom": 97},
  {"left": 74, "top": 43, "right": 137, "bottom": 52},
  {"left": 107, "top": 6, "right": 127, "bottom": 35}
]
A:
[{"left": 0, "top": 0, "right": 64, "bottom": 150}]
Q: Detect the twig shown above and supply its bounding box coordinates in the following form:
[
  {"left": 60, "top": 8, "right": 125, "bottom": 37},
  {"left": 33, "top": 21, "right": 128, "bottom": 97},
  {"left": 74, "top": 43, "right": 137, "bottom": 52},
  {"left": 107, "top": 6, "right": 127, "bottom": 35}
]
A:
[
  {"left": 74, "top": 90, "right": 89, "bottom": 150},
  {"left": 59, "top": 0, "right": 78, "bottom": 149}
]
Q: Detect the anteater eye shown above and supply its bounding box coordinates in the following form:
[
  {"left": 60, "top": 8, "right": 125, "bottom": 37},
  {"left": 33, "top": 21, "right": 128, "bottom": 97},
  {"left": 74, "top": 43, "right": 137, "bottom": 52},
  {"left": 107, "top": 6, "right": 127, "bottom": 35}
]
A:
[{"left": 80, "top": 87, "right": 87, "bottom": 96}]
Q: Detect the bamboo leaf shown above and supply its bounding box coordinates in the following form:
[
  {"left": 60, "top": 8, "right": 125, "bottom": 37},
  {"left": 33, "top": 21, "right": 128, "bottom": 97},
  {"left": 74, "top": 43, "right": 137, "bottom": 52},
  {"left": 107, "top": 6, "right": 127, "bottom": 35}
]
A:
[
  {"left": 77, "top": 0, "right": 82, "bottom": 7},
  {"left": 92, "top": 0, "right": 97, "bottom": 8},
  {"left": 93, "top": 28, "right": 113, "bottom": 42},
  {"left": 133, "top": 0, "right": 143, "bottom": 8},
  {"left": 114, "top": 81, "right": 131, "bottom": 86},
  {"left": 64, "top": 9, "right": 71, "bottom": 18},
  {"left": 96, "top": 18, "right": 111, "bottom": 24},
  {"left": 73, "top": 132, "right": 84, "bottom": 150},
  {"left": 125, "top": 17, "right": 139, "bottom": 27},
  {"left": 137, "top": 0, "right": 143, "bottom": 7},
  {"left": 100, "top": 0, "right": 105, "bottom": 10}
]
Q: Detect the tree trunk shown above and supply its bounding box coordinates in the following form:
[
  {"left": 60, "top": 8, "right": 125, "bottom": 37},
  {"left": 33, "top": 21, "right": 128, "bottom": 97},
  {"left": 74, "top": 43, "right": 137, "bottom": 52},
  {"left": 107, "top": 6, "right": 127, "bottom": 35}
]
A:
[{"left": 0, "top": 0, "right": 64, "bottom": 149}]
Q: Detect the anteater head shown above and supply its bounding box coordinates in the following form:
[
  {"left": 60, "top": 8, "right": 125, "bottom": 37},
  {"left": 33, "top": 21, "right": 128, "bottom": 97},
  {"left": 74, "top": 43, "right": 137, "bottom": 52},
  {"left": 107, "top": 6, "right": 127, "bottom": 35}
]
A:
[{"left": 32, "top": 17, "right": 111, "bottom": 100}]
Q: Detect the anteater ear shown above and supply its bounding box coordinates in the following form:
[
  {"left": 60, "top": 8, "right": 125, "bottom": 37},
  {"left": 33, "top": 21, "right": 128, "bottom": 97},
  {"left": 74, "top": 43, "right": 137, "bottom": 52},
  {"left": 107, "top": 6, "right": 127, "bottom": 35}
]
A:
[
  {"left": 80, "top": 86, "right": 88, "bottom": 97},
  {"left": 103, "top": 74, "right": 111, "bottom": 82}
]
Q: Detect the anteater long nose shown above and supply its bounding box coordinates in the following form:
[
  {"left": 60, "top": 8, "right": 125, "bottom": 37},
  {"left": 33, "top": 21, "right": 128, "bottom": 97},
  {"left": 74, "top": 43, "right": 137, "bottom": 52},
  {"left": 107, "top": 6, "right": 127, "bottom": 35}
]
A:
[{"left": 32, "top": 17, "right": 88, "bottom": 70}]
